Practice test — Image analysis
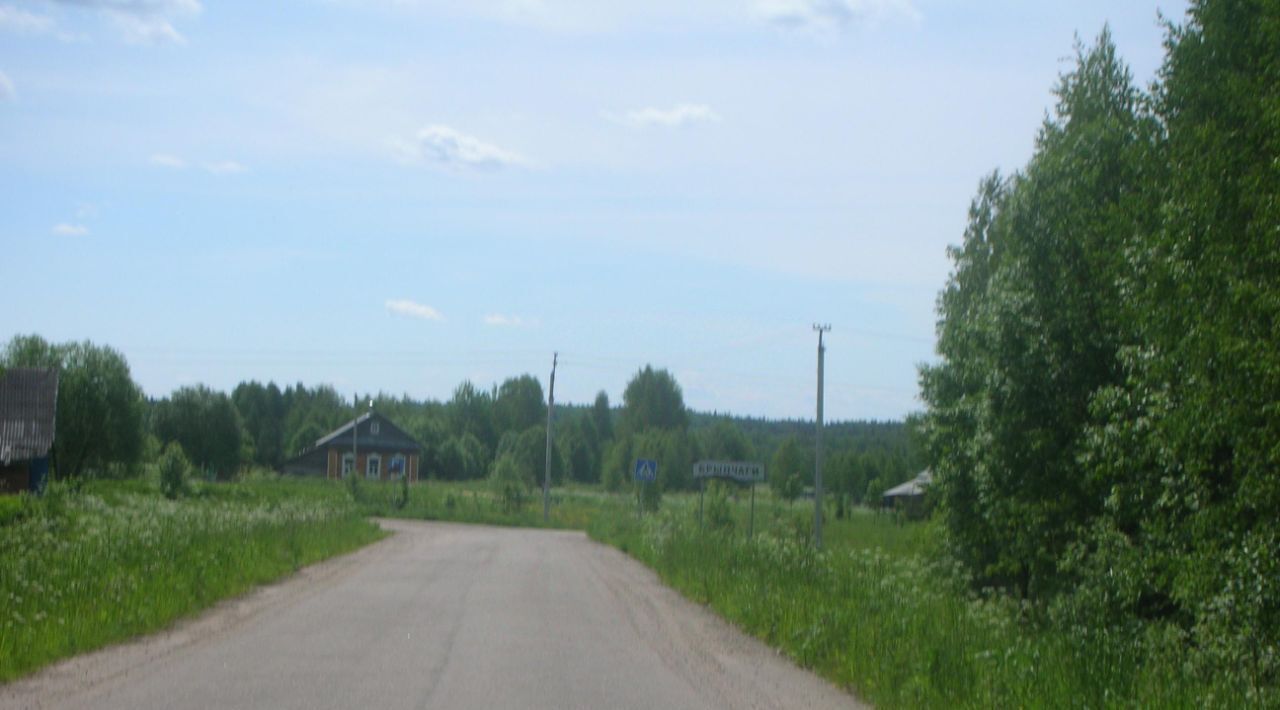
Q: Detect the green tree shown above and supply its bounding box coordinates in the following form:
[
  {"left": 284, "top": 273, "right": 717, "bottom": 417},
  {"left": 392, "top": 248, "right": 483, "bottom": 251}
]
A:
[
  {"left": 233, "top": 381, "right": 286, "bottom": 468},
  {"left": 281, "top": 383, "right": 349, "bottom": 457},
  {"left": 699, "top": 420, "right": 755, "bottom": 462},
  {"left": 920, "top": 29, "right": 1157, "bottom": 595},
  {"left": 2, "top": 335, "right": 145, "bottom": 479},
  {"left": 557, "top": 414, "right": 600, "bottom": 483},
  {"left": 620, "top": 366, "right": 687, "bottom": 434},
  {"left": 1074, "top": 0, "right": 1280, "bottom": 682},
  {"left": 449, "top": 381, "right": 495, "bottom": 459},
  {"left": 591, "top": 390, "right": 613, "bottom": 442},
  {"left": 602, "top": 435, "right": 632, "bottom": 492},
  {"left": 770, "top": 436, "right": 806, "bottom": 503},
  {"left": 153, "top": 385, "right": 246, "bottom": 479},
  {"left": 493, "top": 375, "right": 546, "bottom": 437}
]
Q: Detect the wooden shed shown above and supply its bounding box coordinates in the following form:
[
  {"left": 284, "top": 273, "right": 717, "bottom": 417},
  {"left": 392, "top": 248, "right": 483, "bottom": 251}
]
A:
[{"left": 0, "top": 368, "right": 59, "bottom": 494}]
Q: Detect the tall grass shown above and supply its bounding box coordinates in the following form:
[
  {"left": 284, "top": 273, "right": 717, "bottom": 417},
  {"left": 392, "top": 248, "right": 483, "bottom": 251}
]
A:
[
  {"left": 349, "top": 477, "right": 618, "bottom": 531},
  {"left": 0, "top": 478, "right": 384, "bottom": 682},
  {"left": 4, "top": 476, "right": 1257, "bottom": 706},
  {"left": 588, "top": 495, "right": 1242, "bottom": 709}
]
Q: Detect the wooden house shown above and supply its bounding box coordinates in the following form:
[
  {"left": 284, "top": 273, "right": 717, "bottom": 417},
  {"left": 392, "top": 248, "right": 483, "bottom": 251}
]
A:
[
  {"left": 0, "top": 368, "right": 59, "bottom": 494},
  {"left": 282, "top": 411, "right": 421, "bottom": 482}
]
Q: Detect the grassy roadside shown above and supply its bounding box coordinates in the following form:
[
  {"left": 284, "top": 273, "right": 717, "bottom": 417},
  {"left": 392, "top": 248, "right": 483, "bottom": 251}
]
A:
[
  {"left": 0, "top": 478, "right": 384, "bottom": 683},
  {"left": 3, "top": 477, "right": 1254, "bottom": 706},
  {"left": 585, "top": 493, "right": 1232, "bottom": 709}
]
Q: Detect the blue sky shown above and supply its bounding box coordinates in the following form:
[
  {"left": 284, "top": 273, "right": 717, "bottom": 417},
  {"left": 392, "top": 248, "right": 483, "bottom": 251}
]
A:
[{"left": 1, "top": 0, "right": 1188, "bottom": 421}]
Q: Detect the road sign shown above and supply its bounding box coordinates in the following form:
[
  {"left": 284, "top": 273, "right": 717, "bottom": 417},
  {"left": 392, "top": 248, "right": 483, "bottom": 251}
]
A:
[
  {"left": 693, "top": 460, "right": 765, "bottom": 484},
  {"left": 633, "top": 459, "right": 658, "bottom": 483}
]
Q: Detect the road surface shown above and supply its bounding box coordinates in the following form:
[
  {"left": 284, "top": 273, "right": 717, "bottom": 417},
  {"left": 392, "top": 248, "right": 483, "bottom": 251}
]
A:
[{"left": 1, "top": 520, "right": 864, "bottom": 710}]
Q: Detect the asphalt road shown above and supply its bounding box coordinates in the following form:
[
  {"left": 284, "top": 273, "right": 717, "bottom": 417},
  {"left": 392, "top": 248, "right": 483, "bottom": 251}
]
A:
[{"left": 2, "top": 520, "right": 864, "bottom": 710}]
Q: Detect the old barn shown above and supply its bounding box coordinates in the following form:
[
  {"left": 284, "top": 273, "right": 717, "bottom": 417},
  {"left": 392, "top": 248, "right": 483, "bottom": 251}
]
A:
[{"left": 0, "top": 368, "right": 59, "bottom": 494}]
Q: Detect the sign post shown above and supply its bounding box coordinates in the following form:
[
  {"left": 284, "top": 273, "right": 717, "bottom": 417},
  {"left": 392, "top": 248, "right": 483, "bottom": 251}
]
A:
[
  {"left": 633, "top": 459, "right": 658, "bottom": 516},
  {"left": 692, "top": 461, "right": 766, "bottom": 539}
]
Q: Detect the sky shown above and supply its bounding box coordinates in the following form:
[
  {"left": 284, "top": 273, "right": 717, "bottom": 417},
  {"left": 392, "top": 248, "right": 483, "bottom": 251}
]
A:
[{"left": 1, "top": 0, "right": 1190, "bottom": 422}]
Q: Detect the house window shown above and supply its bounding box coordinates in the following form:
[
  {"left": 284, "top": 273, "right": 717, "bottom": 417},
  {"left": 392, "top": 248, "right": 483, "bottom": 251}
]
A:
[
  {"left": 389, "top": 454, "right": 406, "bottom": 480},
  {"left": 371, "top": 421, "right": 380, "bottom": 436},
  {"left": 341, "top": 453, "right": 355, "bottom": 478},
  {"left": 366, "top": 453, "right": 381, "bottom": 479}
]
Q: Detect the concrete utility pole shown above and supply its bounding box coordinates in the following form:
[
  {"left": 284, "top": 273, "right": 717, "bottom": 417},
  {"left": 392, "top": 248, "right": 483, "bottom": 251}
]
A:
[
  {"left": 813, "top": 324, "right": 831, "bottom": 549},
  {"left": 544, "top": 352, "right": 558, "bottom": 524}
]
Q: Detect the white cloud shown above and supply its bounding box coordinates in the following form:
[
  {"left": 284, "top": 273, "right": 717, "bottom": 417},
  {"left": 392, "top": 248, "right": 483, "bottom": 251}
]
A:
[
  {"left": 0, "top": 70, "right": 13, "bottom": 101},
  {"left": 150, "top": 153, "right": 186, "bottom": 168},
  {"left": 49, "top": 0, "right": 201, "bottom": 44},
  {"left": 611, "top": 103, "right": 721, "bottom": 128},
  {"left": 751, "top": 0, "right": 919, "bottom": 31},
  {"left": 108, "top": 12, "right": 184, "bottom": 44},
  {"left": 386, "top": 299, "right": 445, "bottom": 322},
  {"left": 483, "top": 314, "right": 537, "bottom": 328},
  {"left": 0, "top": 5, "right": 55, "bottom": 33},
  {"left": 392, "top": 124, "right": 524, "bottom": 170},
  {"left": 51, "top": 223, "right": 89, "bottom": 236},
  {"left": 204, "top": 160, "right": 246, "bottom": 175}
]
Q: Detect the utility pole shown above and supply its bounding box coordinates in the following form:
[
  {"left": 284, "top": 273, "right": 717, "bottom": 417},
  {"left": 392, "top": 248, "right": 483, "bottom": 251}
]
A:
[
  {"left": 351, "top": 395, "right": 359, "bottom": 480},
  {"left": 543, "top": 352, "right": 558, "bottom": 523},
  {"left": 813, "top": 324, "right": 830, "bottom": 549}
]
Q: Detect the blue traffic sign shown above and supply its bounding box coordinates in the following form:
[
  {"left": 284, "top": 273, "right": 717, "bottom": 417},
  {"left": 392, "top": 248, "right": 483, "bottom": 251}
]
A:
[{"left": 633, "top": 459, "right": 658, "bottom": 483}]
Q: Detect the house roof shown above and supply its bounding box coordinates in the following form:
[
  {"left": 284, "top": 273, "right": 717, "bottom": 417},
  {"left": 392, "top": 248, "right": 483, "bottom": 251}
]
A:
[
  {"left": 312, "top": 411, "right": 421, "bottom": 453},
  {"left": 883, "top": 469, "right": 932, "bottom": 499},
  {"left": 0, "top": 368, "right": 59, "bottom": 465}
]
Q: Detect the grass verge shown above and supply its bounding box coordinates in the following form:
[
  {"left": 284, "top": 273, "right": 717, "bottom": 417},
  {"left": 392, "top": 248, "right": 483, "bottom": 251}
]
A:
[
  {"left": 0, "top": 478, "right": 384, "bottom": 682},
  {"left": 587, "top": 497, "right": 1237, "bottom": 709}
]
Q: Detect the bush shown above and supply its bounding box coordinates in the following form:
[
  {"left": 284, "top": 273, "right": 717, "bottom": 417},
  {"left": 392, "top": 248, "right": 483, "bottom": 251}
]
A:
[
  {"left": 703, "top": 480, "right": 734, "bottom": 531},
  {"left": 489, "top": 453, "right": 528, "bottom": 514},
  {"left": 158, "top": 442, "right": 192, "bottom": 499}
]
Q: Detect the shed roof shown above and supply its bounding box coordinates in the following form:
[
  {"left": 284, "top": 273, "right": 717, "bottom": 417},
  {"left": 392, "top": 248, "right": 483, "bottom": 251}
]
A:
[
  {"left": 0, "top": 368, "right": 59, "bottom": 465},
  {"left": 883, "top": 469, "right": 932, "bottom": 499}
]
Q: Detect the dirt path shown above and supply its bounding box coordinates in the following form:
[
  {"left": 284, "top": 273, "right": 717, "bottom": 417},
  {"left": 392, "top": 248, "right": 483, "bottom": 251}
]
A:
[{"left": 1, "top": 520, "right": 865, "bottom": 709}]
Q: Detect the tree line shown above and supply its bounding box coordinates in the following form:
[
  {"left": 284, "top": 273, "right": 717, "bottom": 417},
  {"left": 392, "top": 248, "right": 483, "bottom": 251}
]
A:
[
  {"left": 920, "top": 0, "right": 1278, "bottom": 689},
  {"left": 2, "top": 332, "right": 923, "bottom": 521},
  {"left": 2, "top": 336, "right": 919, "bottom": 501}
]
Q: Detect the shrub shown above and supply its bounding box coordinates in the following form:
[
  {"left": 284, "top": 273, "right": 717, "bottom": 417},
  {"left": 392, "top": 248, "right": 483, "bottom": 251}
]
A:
[
  {"left": 158, "top": 442, "right": 192, "bottom": 499},
  {"left": 489, "top": 453, "right": 528, "bottom": 514},
  {"left": 703, "top": 480, "right": 734, "bottom": 531}
]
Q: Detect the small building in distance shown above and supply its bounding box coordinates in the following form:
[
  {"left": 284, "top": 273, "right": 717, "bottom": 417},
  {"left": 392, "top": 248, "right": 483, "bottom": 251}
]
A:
[
  {"left": 881, "top": 469, "right": 932, "bottom": 518},
  {"left": 282, "top": 411, "right": 421, "bottom": 482},
  {"left": 0, "top": 368, "right": 59, "bottom": 494}
]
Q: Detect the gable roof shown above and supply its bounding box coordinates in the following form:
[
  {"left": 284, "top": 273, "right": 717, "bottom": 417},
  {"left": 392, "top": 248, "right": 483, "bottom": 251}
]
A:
[
  {"left": 0, "top": 368, "right": 59, "bottom": 465},
  {"left": 883, "top": 469, "right": 932, "bottom": 499},
  {"left": 313, "top": 411, "right": 421, "bottom": 453}
]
